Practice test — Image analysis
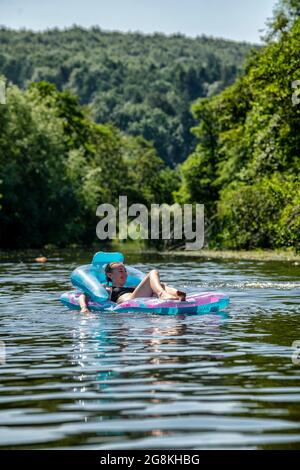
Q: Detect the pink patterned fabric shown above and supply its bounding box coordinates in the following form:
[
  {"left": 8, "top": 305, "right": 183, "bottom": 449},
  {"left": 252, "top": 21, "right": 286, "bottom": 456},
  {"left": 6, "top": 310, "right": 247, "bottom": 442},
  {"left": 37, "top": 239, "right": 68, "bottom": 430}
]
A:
[{"left": 119, "top": 292, "right": 225, "bottom": 309}]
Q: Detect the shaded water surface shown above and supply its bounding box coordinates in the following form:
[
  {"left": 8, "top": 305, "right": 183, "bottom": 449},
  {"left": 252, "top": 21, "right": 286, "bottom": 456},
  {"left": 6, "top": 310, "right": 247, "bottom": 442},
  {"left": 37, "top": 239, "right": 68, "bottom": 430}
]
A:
[{"left": 0, "top": 250, "right": 300, "bottom": 449}]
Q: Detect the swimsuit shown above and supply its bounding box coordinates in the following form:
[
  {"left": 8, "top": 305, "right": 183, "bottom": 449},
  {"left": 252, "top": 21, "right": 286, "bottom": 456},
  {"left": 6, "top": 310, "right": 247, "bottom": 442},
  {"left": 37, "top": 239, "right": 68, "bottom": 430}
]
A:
[{"left": 110, "top": 286, "right": 135, "bottom": 303}]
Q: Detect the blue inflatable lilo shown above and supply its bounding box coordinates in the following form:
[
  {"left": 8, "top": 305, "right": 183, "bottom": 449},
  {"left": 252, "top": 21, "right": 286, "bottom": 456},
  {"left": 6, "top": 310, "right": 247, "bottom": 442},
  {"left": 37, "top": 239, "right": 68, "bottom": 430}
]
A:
[{"left": 60, "top": 251, "right": 230, "bottom": 315}]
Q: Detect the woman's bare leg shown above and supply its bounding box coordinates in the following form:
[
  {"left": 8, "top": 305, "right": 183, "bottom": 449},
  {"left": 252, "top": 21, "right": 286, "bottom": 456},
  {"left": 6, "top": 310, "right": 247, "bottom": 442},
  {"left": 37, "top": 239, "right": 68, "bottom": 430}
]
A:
[{"left": 117, "top": 270, "right": 179, "bottom": 304}]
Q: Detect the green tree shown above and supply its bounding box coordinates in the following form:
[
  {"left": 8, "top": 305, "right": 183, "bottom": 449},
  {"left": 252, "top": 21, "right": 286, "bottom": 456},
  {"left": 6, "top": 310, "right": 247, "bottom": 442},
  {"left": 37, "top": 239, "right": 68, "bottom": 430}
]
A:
[{"left": 177, "top": 9, "right": 300, "bottom": 250}]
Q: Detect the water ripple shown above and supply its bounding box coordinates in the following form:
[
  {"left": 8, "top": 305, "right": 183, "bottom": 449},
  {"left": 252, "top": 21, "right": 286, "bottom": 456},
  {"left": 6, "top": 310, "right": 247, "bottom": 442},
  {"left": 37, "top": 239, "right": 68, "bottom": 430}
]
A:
[{"left": 0, "top": 252, "right": 300, "bottom": 449}]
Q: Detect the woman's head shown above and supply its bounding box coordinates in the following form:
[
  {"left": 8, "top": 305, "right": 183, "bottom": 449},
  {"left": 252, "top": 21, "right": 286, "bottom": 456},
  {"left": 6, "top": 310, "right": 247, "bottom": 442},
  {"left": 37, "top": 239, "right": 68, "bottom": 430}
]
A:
[{"left": 105, "top": 262, "right": 127, "bottom": 286}]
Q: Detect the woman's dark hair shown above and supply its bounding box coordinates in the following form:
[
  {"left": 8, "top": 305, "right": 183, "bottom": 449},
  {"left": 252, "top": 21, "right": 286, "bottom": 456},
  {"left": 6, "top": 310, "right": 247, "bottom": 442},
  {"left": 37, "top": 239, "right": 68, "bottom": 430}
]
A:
[
  {"left": 104, "top": 262, "right": 123, "bottom": 284},
  {"left": 104, "top": 262, "right": 113, "bottom": 284}
]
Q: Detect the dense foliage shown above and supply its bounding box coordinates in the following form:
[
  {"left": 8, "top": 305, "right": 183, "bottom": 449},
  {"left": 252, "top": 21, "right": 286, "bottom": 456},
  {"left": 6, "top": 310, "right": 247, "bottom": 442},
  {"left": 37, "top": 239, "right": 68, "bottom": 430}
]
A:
[
  {"left": 0, "top": 26, "right": 254, "bottom": 165},
  {"left": 0, "top": 81, "right": 176, "bottom": 248},
  {"left": 1, "top": 1, "right": 299, "bottom": 251},
  {"left": 176, "top": 1, "right": 300, "bottom": 251}
]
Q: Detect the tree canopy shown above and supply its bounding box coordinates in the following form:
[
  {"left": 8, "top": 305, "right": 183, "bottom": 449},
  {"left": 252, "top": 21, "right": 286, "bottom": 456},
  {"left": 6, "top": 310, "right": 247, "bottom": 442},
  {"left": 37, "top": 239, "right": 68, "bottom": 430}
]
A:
[
  {"left": 176, "top": 5, "right": 300, "bottom": 250},
  {"left": 1, "top": 4, "right": 299, "bottom": 251},
  {"left": 0, "top": 26, "right": 255, "bottom": 165},
  {"left": 0, "top": 80, "right": 176, "bottom": 248}
]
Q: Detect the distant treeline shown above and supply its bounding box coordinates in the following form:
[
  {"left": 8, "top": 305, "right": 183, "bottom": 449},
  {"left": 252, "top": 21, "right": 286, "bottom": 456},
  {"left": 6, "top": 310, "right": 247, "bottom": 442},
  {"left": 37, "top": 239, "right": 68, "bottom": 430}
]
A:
[
  {"left": 0, "top": 0, "right": 299, "bottom": 251},
  {"left": 0, "top": 26, "right": 255, "bottom": 165}
]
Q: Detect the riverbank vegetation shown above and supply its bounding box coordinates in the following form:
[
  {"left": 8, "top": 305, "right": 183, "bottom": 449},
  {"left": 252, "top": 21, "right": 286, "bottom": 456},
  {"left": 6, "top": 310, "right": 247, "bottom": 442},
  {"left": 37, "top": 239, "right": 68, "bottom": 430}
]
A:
[
  {"left": 175, "top": 0, "right": 300, "bottom": 251},
  {"left": 0, "top": 0, "right": 299, "bottom": 252},
  {"left": 0, "top": 81, "right": 177, "bottom": 248}
]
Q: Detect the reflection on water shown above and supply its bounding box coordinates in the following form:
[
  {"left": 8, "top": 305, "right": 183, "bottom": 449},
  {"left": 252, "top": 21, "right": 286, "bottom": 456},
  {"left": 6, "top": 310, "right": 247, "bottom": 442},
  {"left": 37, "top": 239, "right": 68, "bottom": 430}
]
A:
[{"left": 0, "top": 250, "right": 300, "bottom": 449}]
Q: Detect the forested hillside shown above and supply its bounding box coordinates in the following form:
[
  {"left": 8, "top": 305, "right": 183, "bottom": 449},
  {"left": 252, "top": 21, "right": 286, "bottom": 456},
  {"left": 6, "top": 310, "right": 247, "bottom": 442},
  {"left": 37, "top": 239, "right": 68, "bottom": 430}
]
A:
[
  {"left": 0, "top": 0, "right": 299, "bottom": 251},
  {"left": 0, "top": 26, "right": 254, "bottom": 164}
]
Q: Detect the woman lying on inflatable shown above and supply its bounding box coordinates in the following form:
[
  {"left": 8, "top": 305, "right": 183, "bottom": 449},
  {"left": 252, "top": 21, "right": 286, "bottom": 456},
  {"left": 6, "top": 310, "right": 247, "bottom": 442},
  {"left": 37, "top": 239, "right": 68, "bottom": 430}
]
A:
[
  {"left": 60, "top": 252, "right": 230, "bottom": 315},
  {"left": 79, "top": 262, "right": 186, "bottom": 314}
]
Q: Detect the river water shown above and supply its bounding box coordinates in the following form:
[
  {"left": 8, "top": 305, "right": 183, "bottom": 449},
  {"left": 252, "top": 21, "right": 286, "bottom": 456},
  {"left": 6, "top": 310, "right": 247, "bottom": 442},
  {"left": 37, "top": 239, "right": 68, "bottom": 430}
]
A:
[{"left": 0, "top": 249, "right": 300, "bottom": 449}]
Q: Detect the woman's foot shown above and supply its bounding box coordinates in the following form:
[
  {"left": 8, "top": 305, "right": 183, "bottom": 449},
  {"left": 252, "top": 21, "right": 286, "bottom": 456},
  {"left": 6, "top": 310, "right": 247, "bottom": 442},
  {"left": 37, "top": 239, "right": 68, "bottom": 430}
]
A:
[
  {"left": 162, "top": 285, "right": 187, "bottom": 301},
  {"left": 80, "top": 307, "right": 90, "bottom": 314},
  {"left": 158, "top": 289, "right": 180, "bottom": 301},
  {"left": 176, "top": 290, "right": 186, "bottom": 301}
]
